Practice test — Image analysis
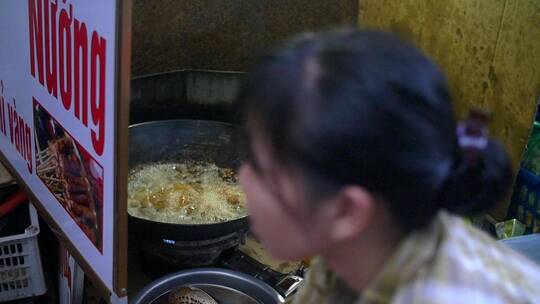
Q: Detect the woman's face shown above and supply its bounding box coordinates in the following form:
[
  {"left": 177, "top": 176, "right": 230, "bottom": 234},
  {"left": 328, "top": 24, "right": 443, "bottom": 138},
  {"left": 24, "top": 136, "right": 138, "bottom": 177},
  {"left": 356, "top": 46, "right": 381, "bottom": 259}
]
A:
[{"left": 239, "top": 133, "right": 333, "bottom": 260}]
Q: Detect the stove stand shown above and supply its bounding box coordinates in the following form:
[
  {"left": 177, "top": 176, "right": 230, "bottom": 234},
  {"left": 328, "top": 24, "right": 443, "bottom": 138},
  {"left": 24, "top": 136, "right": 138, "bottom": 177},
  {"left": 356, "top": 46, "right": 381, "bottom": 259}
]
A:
[{"left": 138, "top": 231, "right": 246, "bottom": 277}]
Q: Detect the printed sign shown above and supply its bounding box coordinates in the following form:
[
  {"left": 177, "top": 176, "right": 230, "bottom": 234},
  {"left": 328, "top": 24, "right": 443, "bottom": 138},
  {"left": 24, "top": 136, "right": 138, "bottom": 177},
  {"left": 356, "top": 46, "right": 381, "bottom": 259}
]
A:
[
  {"left": 59, "top": 242, "right": 85, "bottom": 304},
  {"left": 0, "top": 0, "right": 128, "bottom": 294}
]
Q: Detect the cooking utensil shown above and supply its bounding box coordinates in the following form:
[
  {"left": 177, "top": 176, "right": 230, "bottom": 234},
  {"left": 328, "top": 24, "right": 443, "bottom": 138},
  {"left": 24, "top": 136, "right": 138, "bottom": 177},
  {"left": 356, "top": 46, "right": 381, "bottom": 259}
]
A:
[
  {"left": 170, "top": 286, "right": 218, "bottom": 304},
  {"left": 130, "top": 268, "right": 284, "bottom": 304},
  {"left": 128, "top": 120, "right": 248, "bottom": 242},
  {"left": 220, "top": 249, "right": 304, "bottom": 299}
]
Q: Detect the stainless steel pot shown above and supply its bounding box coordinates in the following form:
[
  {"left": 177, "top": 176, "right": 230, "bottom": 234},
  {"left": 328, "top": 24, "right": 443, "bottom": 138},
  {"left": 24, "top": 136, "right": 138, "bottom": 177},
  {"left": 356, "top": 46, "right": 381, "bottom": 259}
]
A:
[{"left": 130, "top": 268, "right": 284, "bottom": 304}]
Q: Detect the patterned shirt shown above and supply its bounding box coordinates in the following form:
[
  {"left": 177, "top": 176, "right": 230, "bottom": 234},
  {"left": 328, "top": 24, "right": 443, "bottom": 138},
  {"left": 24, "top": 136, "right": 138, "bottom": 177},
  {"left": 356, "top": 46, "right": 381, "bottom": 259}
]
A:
[{"left": 290, "top": 211, "right": 540, "bottom": 304}]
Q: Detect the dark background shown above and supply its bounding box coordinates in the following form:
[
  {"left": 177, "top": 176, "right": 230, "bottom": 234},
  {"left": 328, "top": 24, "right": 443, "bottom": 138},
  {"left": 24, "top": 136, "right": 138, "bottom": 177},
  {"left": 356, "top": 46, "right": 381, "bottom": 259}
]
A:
[{"left": 131, "top": 0, "right": 358, "bottom": 76}]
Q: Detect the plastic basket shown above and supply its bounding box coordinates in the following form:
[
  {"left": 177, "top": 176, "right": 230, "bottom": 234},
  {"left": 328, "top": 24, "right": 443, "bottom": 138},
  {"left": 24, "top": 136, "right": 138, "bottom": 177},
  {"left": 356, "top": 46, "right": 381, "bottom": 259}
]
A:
[
  {"left": 510, "top": 168, "right": 540, "bottom": 234},
  {"left": 0, "top": 203, "right": 46, "bottom": 301}
]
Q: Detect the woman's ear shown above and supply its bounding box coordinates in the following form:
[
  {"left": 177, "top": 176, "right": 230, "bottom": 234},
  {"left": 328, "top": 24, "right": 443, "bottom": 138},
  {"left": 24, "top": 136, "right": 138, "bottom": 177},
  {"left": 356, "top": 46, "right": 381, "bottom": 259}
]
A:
[{"left": 323, "top": 186, "right": 375, "bottom": 242}]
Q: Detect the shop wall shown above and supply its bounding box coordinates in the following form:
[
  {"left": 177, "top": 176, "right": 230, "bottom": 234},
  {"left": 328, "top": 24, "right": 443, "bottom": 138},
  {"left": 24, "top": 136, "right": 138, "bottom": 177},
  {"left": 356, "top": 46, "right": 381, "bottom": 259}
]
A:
[
  {"left": 131, "top": 0, "right": 358, "bottom": 76},
  {"left": 358, "top": 0, "right": 540, "bottom": 218}
]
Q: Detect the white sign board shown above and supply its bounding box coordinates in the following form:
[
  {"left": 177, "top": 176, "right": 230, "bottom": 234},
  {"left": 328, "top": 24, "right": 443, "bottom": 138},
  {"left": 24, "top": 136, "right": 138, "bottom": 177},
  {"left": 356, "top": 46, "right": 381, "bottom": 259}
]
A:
[
  {"left": 59, "top": 242, "right": 85, "bottom": 304},
  {"left": 0, "top": 0, "right": 123, "bottom": 293}
]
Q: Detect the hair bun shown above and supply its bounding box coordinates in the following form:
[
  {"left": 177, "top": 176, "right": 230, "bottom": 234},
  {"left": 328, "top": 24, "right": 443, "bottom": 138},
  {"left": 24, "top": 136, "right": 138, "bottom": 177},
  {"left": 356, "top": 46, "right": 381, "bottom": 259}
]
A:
[{"left": 439, "top": 139, "right": 513, "bottom": 216}]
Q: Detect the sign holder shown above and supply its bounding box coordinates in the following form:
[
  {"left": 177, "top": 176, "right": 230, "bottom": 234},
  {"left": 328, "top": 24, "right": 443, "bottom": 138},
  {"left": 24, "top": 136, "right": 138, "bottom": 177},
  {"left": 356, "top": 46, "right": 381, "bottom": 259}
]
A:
[{"left": 113, "top": 0, "right": 132, "bottom": 298}]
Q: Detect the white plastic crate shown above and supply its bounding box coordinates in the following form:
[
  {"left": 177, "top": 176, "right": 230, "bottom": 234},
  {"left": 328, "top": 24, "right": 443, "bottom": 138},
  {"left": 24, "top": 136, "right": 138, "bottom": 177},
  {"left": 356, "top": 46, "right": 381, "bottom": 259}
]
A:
[{"left": 0, "top": 203, "right": 46, "bottom": 301}]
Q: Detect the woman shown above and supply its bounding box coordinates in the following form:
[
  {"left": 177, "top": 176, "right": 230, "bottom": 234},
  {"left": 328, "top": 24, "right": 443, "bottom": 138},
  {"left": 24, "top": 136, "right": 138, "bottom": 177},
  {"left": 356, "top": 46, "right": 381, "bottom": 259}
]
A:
[{"left": 237, "top": 29, "right": 540, "bottom": 303}]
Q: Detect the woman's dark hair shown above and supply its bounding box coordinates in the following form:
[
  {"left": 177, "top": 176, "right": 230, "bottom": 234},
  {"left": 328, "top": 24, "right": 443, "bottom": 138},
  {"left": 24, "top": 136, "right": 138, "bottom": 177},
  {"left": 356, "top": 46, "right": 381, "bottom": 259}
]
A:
[{"left": 237, "top": 28, "right": 512, "bottom": 231}]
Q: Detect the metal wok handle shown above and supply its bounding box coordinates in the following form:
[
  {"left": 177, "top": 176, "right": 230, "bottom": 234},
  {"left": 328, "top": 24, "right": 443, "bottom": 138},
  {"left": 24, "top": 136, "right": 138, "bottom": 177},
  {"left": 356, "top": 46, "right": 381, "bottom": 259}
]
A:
[{"left": 219, "top": 251, "right": 304, "bottom": 300}]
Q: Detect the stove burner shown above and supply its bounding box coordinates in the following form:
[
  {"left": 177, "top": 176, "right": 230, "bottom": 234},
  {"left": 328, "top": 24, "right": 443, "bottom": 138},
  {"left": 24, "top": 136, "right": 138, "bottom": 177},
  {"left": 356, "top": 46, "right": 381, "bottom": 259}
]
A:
[
  {"left": 139, "top": 231, "right": 246, "bottom": 277},
  {"left": 133, "top": 231, "right": 305, "bottom": 300}
]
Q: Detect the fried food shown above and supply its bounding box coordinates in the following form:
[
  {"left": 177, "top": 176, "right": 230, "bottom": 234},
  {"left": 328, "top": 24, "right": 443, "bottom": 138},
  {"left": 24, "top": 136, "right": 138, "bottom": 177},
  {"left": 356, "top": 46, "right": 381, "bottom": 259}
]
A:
[{"left": 128, "top": 162, "right": 247, "bottom": 225}]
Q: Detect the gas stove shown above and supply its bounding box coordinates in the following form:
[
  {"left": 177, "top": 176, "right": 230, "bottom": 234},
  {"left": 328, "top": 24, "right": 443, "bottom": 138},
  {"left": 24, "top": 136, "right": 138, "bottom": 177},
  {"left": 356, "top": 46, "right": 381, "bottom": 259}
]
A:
[
  {"left": 220, "top": 246, "right": 305, "bottom": 299},
  {"left": 139, "top": 231, "right": 246, "bottom": 274},
  {"left": 131, "top": 233, "right": 305, "bottom": 300}
]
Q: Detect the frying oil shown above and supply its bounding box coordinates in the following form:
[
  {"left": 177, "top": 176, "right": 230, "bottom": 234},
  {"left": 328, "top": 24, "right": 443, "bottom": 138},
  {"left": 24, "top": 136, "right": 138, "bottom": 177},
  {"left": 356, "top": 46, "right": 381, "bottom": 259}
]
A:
[{"left": 128, "top": 162, "right": 247, "bottom": 224}]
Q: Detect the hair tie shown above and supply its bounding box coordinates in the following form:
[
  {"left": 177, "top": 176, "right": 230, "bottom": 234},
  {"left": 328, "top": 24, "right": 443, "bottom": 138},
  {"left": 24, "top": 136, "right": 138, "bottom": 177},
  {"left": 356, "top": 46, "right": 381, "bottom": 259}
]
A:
[{"left": 456, "top": 108, "right": 491, "bottom": 166}]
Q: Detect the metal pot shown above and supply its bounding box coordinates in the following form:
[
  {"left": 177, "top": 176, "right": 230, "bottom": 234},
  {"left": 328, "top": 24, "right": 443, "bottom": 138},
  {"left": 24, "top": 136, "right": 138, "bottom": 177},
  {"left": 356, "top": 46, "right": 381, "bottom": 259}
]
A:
[
  {"left": 128, "top": 119, "right": 248, "bottom": 242},
  {"left": 130, "top": 268, "right": 284, "bottom": 304}
]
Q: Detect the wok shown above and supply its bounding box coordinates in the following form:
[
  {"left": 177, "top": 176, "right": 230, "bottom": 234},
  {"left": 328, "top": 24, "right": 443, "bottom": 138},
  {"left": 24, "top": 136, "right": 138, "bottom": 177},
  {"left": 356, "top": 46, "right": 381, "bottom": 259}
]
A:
[{"left": 128, "top": 120, "right": 248, "bottom": 241}]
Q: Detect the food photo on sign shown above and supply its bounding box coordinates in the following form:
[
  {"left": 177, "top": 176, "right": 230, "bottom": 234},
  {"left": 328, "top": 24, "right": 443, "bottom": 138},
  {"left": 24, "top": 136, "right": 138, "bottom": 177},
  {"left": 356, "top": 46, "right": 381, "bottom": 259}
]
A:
[{"left": 33, "top": 100, "right": 104, "bottom": 251}]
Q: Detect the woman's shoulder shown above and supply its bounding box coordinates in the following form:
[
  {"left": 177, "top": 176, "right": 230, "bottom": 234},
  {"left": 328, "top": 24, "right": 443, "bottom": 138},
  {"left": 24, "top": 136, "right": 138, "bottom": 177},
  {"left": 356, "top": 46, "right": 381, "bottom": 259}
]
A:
[
  {"left": 290, "top": 212, "right": 540, "bottom": 304},
  {"left": 438, "top": 211, "right": 540, "bottom": 275},
  {"left": 367, "top": 211, "right": 540, "bottom": 303},
  {"left": 406, "top": 211, "right": 540, "bottom": 303},
  {"left": 390, "top": 284, "right": 520, "bottom": 304}
]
